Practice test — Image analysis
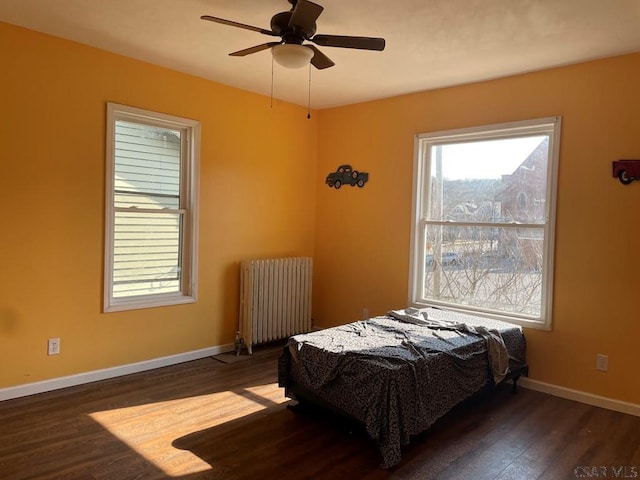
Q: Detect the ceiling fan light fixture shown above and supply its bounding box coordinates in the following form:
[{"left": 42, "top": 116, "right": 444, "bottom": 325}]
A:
[{"left": 271, "top": 44, "right": 313, "bottom": 69}]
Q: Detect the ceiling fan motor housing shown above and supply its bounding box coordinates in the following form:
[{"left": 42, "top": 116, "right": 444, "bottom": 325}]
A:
[{"left": 271, "top": 11, "right": 316, "bottom": 44}]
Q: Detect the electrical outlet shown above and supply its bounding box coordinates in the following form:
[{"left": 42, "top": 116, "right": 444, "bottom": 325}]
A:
[
  {"left": 362, "top": 308, "right": 369, "bottom": 320},
  {"left": 48, "top": 338, "right": 60, "bottom": 356},
  {"left": 596, "top": 354, "right": 608, "bottom": 372}
]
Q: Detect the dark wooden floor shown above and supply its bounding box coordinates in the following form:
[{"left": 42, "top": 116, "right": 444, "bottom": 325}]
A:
[{"left": 1, "top": 345, "right": 639, "bottom": 480}]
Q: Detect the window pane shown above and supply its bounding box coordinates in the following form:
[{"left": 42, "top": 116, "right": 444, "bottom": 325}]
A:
[
  {"left": 427, "top": 136, "right": 548, "bottom": 224},
  {"left": 423, "top": 224, "right": 543, "bottom": 316},
  {"left": 114, "top": 121, "right": 181, "bottom": 206},
  {"left": 113, "top": 211, "right": 182, "bottom": 298}
]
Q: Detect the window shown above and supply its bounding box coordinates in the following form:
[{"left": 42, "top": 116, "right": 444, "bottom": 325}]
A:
[
  {"left": 409, "top": 117, "right": 561, "bottom": 329},
  {"left": 104, "top": 103, "right": 200, "bottom": 312}
]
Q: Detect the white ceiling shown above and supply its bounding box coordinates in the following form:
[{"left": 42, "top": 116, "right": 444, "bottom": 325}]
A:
[{"left": 2, "top": 0, "right": 640, "bottom": 109}]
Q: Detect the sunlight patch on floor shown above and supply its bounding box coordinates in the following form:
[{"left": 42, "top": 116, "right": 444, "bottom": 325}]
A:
[{"left": 88, "top": 385, "right": 288, "bottom": 477}]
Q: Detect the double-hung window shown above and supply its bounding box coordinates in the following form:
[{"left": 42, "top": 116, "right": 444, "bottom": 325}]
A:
[
  {"left": 104, "top": 103, "right": 200, "bottom": 312},
  {"left": 409, "top": 117, "right": 561, "bottom": 329}
]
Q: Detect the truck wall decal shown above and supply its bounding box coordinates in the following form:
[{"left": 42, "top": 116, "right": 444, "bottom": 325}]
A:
[
  {"left": 613, "top": 159, "right": 640, "bottom": 185},
  {"left": 326, "top": 164, "right": 369, "bottom": 189}
]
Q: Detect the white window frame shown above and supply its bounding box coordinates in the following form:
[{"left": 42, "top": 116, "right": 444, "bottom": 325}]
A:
[
  {"left": 104, "top": 103, "right": 200, "bottom": 312},
  {"left": 408, "top": 117, "right": 561, "bottom": 330}
]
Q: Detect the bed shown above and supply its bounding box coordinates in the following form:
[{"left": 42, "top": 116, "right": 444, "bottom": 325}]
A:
[{"left": 277, "top": 307, "right": 528, "bottom": 467}]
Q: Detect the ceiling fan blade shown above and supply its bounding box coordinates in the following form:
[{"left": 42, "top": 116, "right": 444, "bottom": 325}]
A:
[
  {"left": 306, "top": 45, "right": 335, "bottom": 70},
  {"left": 311, "top": 34, "right": 386, "bottom": 51},
  {"left": 289, "top": 0, "right": 324, "bottom": 31},
  {"left": 229, "top": 42, "right": 281, "bottom": 57},
  {"left": 200, "top": 15, "right": 278, "bottom": 37}
]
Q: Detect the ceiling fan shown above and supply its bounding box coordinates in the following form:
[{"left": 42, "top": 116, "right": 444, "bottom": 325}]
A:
[{"left": 201, "top": 0, "right": 386, "bottom": 70}]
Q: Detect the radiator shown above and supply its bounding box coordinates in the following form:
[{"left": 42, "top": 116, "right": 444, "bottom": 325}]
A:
[{"left": 239, "top": 257, "right": 312, "bottom": 353}]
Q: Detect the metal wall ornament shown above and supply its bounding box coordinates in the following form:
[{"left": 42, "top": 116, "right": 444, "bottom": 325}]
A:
[
  {"left": 612, "top": 159, "right": 640, "bottom": 185},
  {"left": 326, "top": 164, "right": 369, "bottom": 189}
]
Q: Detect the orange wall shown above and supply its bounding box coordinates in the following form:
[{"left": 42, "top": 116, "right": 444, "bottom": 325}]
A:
[
  {"left": 0, "top": 22, "right": 317, "bottom": 388},
  {"left": 314, "top": 54, "right": 640, "bottom": 405}
]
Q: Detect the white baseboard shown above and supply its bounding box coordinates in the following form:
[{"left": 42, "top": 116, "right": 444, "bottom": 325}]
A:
[
  {"left": 0, "top": 343, "right": 235, "bottom": 402},
  {"left": 519, "top": 378, "right": 640, "bottom": 417}
]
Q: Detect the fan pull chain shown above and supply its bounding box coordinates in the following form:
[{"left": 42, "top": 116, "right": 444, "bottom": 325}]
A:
[
  {"left": 307, "top": 64, "right": 312, "bottom": 119},
  {"left": 270, "top": 56, "right": 274, "bottom": 109}
]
